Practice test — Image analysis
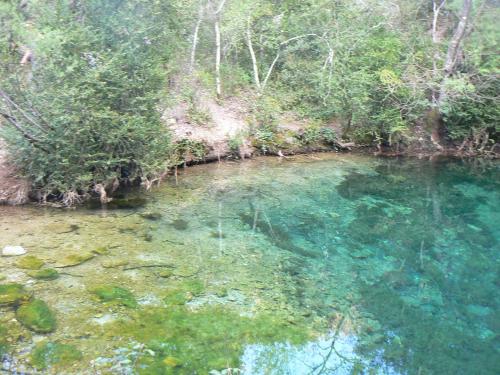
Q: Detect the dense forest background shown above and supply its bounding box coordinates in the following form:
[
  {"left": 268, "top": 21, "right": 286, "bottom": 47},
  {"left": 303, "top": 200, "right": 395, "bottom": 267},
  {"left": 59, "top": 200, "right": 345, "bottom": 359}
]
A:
[{"left": 0, "top": 0, "right": 498, "bottom": 203}]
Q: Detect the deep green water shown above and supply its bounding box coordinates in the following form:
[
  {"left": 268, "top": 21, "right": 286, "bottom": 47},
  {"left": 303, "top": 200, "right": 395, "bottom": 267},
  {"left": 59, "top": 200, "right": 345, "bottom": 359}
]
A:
[{"left": 0, "top": 154, "right": 499, "bottom": 374}]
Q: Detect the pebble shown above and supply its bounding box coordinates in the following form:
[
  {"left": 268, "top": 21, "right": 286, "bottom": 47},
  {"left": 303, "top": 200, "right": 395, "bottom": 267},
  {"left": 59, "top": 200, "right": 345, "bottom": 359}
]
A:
[{"left": 2, "top": 246, "right": 27, "bottom": 257}]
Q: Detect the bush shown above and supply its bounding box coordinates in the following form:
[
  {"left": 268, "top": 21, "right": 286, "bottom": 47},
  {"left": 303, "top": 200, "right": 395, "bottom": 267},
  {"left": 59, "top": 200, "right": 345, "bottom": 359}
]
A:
[{"left": 0, "top": 1, "right": 171, "bottom": 203}]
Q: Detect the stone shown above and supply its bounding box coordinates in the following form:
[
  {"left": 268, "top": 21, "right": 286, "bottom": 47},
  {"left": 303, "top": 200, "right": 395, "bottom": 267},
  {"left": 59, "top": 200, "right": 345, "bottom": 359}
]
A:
[
  {"left": 27, "top": 269, "right": 60, "bottom": 281},
  {"left": 55, "top": 253, "right": 95, "bottom": 268},
  {"left": 90, "top": 285, "right": 137, "bottom": 308},
  {"left": 101, "top": 259, "right": 129, "bottom": 269},
  {"left": 140, "top": 211, "right": 163, "bottom": 221},
  {"left": 16, "top": 256, "right": 44, "bottom": 270},
  {"left": 0, "top": 283, "right": 32, "bottom": 306},
  {"left": 16, "top": 299, "right": 57, "bottom": 333},
  {"left": 158, "top": 270, "right": 173, "bottom": 278},
  {"left": 2, "top": 246, "right": 27, "bottom": 257},
  {"left": 92, "top": 246, "right": 110, "bottom": 255}
]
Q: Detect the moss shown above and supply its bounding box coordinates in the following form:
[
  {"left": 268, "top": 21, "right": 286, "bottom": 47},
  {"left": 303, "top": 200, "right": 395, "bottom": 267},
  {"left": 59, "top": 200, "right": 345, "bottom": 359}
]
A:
[
  {"left": 16, "top": 299, "right": 57, "bottom": 333},
  {"left": 27, "top": 268, "right": 60, "bottom": 281},
  {"left": 31, "top": 342, "right": 82, "bottom": 370},
  {"left": 57, "top": 253, "right": 95, "bottom": 267},
  {"left": 91, "top": 285, "right": 137, "bottom": 308},
  {"left": 163, "top": 279, "right": 204, "bottom": 306},
  {"left": 16, "top": 255, "right": 45, "bottom": 270},
  {"left": 92, "top": 246, "right": 110, "bottom": 255},
  {"left": 163, "top": 356, "right": 182, "bottom": 368},
  {"left": 106, "top": 305, "right": 309, "bottom": 374},
  {"left": 0, "top": 323, "right": 8, "bottom": 356},
  {"left": 0, "top": 283, "right": 32, "bottom": 307}
]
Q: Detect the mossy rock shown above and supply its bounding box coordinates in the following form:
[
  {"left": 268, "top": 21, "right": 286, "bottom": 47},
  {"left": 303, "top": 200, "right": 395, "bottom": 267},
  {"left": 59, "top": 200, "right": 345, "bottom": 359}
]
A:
[
  {"left": 16, "top": 299, "right": 57, "bottom": 333},
  {"left": 92, "top": 246, "right": 110, "bottom": 255},
  {"left": 101, "top": 259, "right": 129, "bottom": 268},
  {"left": 158, "top": 270, "right": 173, "bottom": 278},
  {"left": 27, "top": 268, "right": 59, "bottom": 281},
  {"left": 31, "top": 342, "right": 82, "bottom": 370},
  {"left": 56, "top": 253, "right": 95, "bottom": 268},
  {"left": 0, "top": 283, "right": 32, "bottom": 307},
  {"left": 16, "top": 255, "right": 45, "bottom": 270},
  {"left": 140, "top": 211, "right": 163, "bottom": 221},
  {"left": 171, "top": 219, "right": 189, "bottom": 231},
  {"left": 91, "top": 285, "right": 137, "bottom": 308}
]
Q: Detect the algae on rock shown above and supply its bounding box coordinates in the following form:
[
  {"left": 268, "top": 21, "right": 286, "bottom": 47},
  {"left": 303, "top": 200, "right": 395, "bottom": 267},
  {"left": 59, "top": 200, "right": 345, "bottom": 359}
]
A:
[
  {"left": 16, "top": 255, "right": 45, "bottom": 270},
  {"left": 16, "top": 299, "right": 57, "bottom": 333},
  {"left": 0, "top": 283, "right": 32, "bottom": 306},
  {"left": 91, "top": 285, "right": 137, "bottom": 308},
  {"left": 31, "top": 342, "right": 83, "bottom": 370},
  {"left": 27, "top": 268, "right": 60, "bottom": 281},
  {"left": 56, "top": 253, "right": 95, "bottom": 268}
]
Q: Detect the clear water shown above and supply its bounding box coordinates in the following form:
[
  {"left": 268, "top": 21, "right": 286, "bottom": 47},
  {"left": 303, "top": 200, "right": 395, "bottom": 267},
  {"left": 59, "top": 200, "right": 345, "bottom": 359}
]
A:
[{"left": 0, "top": 154, "right": 499, "bottom": 374}]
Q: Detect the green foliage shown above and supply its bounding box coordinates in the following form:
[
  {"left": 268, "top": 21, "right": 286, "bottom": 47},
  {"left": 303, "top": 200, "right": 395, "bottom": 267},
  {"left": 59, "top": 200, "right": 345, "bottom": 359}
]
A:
[
  {"left": 0, "top": 0, "right": 172, "bottom": 201},
  {"left": 171, "top": 139, "right": 208, "bottom": 164},
  {"left": 298, "top": 123, "right": 337, "bottom": 146},
  {"left": 441, "top": 76, "right": 500, "bottom": 142}
]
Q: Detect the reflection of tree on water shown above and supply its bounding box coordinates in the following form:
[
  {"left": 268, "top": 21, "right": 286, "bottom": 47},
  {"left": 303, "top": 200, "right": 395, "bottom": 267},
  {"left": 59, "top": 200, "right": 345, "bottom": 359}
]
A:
[{"left": 229, "top": 157, "right": 499, "bottom": 374}]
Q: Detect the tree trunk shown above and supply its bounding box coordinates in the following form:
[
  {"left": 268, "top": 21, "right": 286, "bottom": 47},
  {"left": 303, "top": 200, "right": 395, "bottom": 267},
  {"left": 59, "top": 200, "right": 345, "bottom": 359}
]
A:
[
  {"left": 189, "top": 2, "right": 205, "bottom": 72},
  {"left": 214, "top": 18, "right": 221, "bottom": 98},
  {"left": 438, "top": 0, "right": 472, "bottom": 104},
  {"left": 246, "top": 17, "right": 261, "bottom": 90}
]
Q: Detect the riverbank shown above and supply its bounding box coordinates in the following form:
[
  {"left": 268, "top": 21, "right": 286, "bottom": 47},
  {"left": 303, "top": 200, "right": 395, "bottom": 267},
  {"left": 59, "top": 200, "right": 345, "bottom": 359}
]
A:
[{"left": 1, "top": 98, "right": 498, "bottom": 206}]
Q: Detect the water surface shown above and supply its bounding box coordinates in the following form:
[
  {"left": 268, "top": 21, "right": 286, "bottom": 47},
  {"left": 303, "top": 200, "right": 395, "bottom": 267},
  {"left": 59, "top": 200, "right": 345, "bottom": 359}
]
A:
[{"left": 1, "top": 154, "right": 499, "bottom": 374}]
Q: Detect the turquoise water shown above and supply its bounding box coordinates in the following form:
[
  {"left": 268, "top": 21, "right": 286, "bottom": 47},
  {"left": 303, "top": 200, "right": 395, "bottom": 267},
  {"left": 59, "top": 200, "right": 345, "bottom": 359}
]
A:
[{"left": 0, "top": 154, "right": 499, "bottom": 374}]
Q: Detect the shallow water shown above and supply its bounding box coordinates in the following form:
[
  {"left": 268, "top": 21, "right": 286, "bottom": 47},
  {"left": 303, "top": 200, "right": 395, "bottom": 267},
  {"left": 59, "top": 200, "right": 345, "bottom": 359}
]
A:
[{"left": 0, "top": 154, "right": 499, "bottom": 374}]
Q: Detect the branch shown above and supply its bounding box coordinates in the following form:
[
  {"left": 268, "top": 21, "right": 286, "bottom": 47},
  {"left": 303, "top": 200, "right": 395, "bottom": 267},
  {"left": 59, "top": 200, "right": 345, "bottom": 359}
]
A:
[
  {"left": 214, "top": 0, "right": 227, "bottom": 15},
  {"left": 0, "top": 111, "right": 48, "bottom": 152}
]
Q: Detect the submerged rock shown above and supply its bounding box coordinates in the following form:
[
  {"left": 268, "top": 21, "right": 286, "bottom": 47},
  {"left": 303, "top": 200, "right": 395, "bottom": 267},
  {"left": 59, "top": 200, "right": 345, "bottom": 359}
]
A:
[
  {"left": 16, "top": 255, "right": 44, "bottom": 270},
  {"left": 56, "top": 253, "right": 95, "bottom": 268},
  {"left": 0, "top": 283, "right": 32, "bottom": 306},
  {"left": 16, "top": 299, "right": 57, "bottom": 333},
  {"left": 171, "top": 219, "right": 189, "bottom": 231},
  {"left": 27, "top": 268, "right": 60, "bottom": 281},
  {"left": 140, "top": 211, "right": 163, "bottom": 221},
  {"left": 102, "top": 259, "right": 129, "bottom": 269},
  {"left": 31, "top": 342, "right": 82, "bottom": 370},
  {"left": 91, "top": 285, "right": 137, "bottom": 308},
  {"left": 92, "top": 246, "right": 110, "bottom": 255},
  {"left": 2, "top": 246, "right": 27, "bottom": 257}
]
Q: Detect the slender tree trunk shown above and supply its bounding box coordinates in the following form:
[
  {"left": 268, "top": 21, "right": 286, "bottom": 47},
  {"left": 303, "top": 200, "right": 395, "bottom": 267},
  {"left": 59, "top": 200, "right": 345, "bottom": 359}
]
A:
[
  {"left": 443, "top": 0, "right": 472, "bottom": 76},
  {"left": 189, "top": 2, "right": 205, "bottom": 72},
  {"left": 438, "top": 0, "right": 473, "bottom": 104},
  {"left": 213, "top": 0, "right": 226, "bottom": 98},
  {"left": 246, "top": 17, "right": 261, "bottom": 90},
  {"left": 214, "top": 18, "right": 221, "bottom": 98}
]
